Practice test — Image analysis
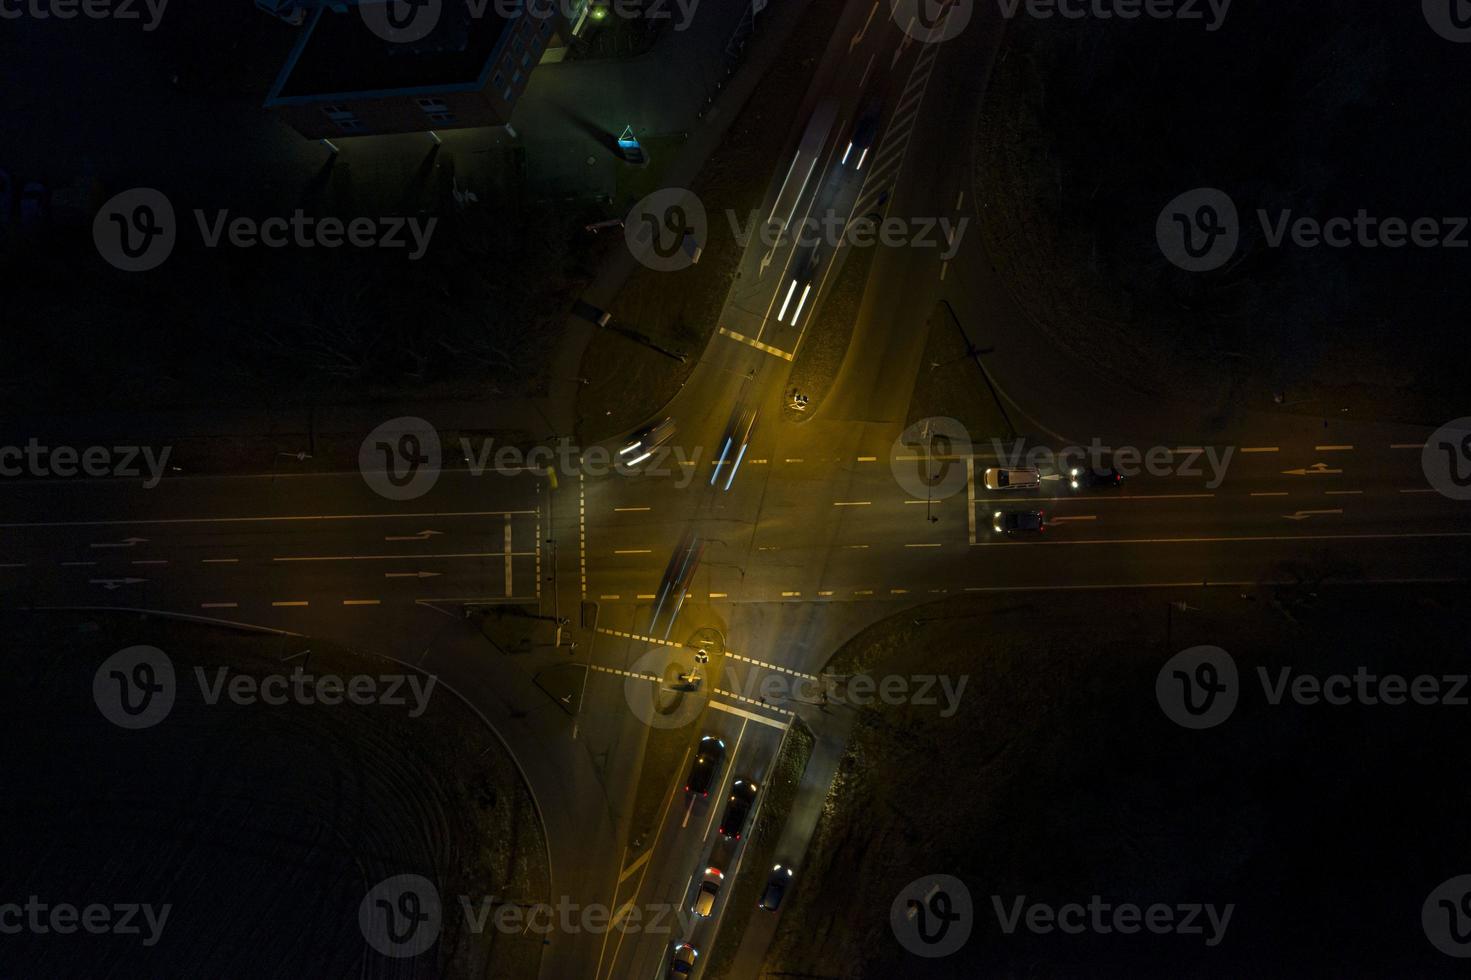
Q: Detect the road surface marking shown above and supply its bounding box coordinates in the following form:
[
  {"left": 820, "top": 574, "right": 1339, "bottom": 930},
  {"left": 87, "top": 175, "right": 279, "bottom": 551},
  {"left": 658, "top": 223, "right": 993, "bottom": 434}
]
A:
[
  {"left": 89, "top": 537, "right": 147, "bottom": 549},
  {"left": 1285, "top": 509, "right": 1343, "bottom": 521},
  {"left": 1282, "top": 464, "right": 1342, "bottom": 476},
  {"left": 589, "top": 664, "right": 660, "bottom": 681},
  {"left": 614, "top": 549, "right": 652, "bottom": 555},
  {"left": 1391, "top": 443, "right": 1425, "bottom": 449},
  {"left": 905, "top": 543, "right": 941, "bottom": 548},
  {"left": 1241, "top": 446, "right": 1279, "bottom": 453},
  {"left": 833, "top": 501, "right": 871, "bottom": 507},
  {"left": 940, "top": 261, "right": 948, "bottom": 281},
  {"left": 845, "top": 544, "right": 870, "bottom": 549},
  {"left": 385, "top": 529, "right": 443, "bottom": 542},
  {"left": 1, "top": 509, "right": 536, "bottom": 529},
  {"left": 579, "top": 471, "right": 588, "bottom": 600},
  {"left": 200, "top": 602, "right": 237, "bottom": 609},
  {"left": 614, "top": 507, "right": 650, "bottom": 512},
  {"left": 1324, "top": 490, "right": 1363, "bottom": 496},
  {"left": 1251, "top": 492, "right": 1288, "bottom": 497},
  {"left": 343, "top": 599, "right": 381, "bottom": 606},
  {"left": 710, "top": 699, "right": 789, "bottom": 727},
  {"left": 709, "top": 592, "right": 728, "bottom": 599},
  {"left": 818, "top": 590, "right": 834, "bottom": 596},
  {"left": 275, "top": 551, "right": 533, "bottom": 563},
  {"left": 61, "top": 561, "right": 98, "bottom": 567},
  {"left": 905, "top": 499, "right": 948, "bottom": 505},
  {"left": 596, "top": 627, "right": 680, "bottom": 647},
  {"left": 781, "top": 591, "right": 801, "bottom": 597},
  {"left": 717, "top": 326, "right": 794, "bottom": 361},
  {"left": 1315, "top": 445, "right": 1354, "bottom": 451},
  {"left": 0, "top": 563, "right": 28, "bottom": 568},
  {"left": 600, "top": 594, "right": 621, "bottom": 600},
  {"left": 857, "top": 456, "right": 877, "bottom": 462},
  {"left": 727, "top": 653, "right": 817, "bottom": 681},
  {"left": 1399, "top": 489, "right": 1435, "bottom": 494},
  {"left": 970, "top": 530, "right": 1471, "bottom": 546},
  {"left": 784, "top": 458, "right": 804, "bottom": 464},
  {"left": 973, "top": 493, "right": 1214, "bottom": 504},
  {"left": 890, "top": 588, "right": 909, "bottom": 595},
  {"left": 130, "top": 559, "right": 169, "bottom": 565},
  {"left": 967, "top": 457, "right": 977, "bottom": 545},
  {"left": 272, "top": 601, "right": 309, "bottom": 607},
  {"left": 637, "top": 593, "right": 655, "bottom": 599},
  {"left": 617, "top": 849, "right": 653, "bottom": 885},
  {"left": 385, "top": 571, "right": 441, "bottom": 579}
]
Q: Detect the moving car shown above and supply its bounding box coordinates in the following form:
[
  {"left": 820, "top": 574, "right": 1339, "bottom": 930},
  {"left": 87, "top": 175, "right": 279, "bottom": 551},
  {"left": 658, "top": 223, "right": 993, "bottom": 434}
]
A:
[
  {"left": 993, "top": 509, "right": 1047, "bottom": 537},
  {"left": 667, "top": 943, "right": 698, "bottom": 979},
  {"left": 984, "top": 467, "right": 1041, "bottom": 491},
  {"left": 776, "top": 247, "right": 821, "bottom": 326},
  {"left": 685, "top": 735, "right": 726, "bottom": 798},
  {"left": 694, "top": 867, "right": 724, "bottom": 917},
  {"left": 571, "top": 299, "right": 611, "bottom": 327},
  {"left": 719, "top": 778, "right": 758, "bottom": 840},
  {"left": 710, "top": 405, "right": 759, "bottom": 491},
  {"left": 842, "top": 96, "right": 883, "bottom": 171},
  {"left": 619, "top": 417, "right": 675, "bottom": 467},
  {"left": 759, "top": 863, "right": 794, "bottom": 912},
  {"left": 1069, "top": 464, "right": 1123, "bottom": 490}
]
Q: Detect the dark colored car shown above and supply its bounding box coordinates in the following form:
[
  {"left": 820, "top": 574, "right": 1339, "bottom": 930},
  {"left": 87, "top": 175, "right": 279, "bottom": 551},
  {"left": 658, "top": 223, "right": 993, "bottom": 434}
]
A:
[
  {"left": 685, "top": 735, "right": 725, "bottom": 798},
  {"left": 571, "top": 298, "right": 611, "bottom": 327},
  {"left": 718, "top": 778, "right": 758, "bottom": 840},
  {"left": 759, "top": 863, "right": 794, "bottom": 912},
  {"left": 667, "top": 942, "right": 698, "bottom": 979},
  {"left": 842, "top": 96, "right": 883, "bottom": 171},
  {"left": 992, "top": 509, "right": 1047, "bottom": 538},
  {"left": 1069, "top": 465, "right": 1123, "bottom": 490}
]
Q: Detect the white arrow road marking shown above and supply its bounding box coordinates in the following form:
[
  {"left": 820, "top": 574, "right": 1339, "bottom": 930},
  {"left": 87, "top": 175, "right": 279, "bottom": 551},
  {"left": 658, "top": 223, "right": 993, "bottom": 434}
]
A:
[
  {"left": 90, "top": 577, "right": 146, "bottom": 589},
  {"left": 385, "top": 571, "right": 442, "bottom": 579},
  {"left": 850, "top": 0, "right": 878, "bottom": 48},
  {"left": 1284, "top": 509, "right": 1344, "bottom": 521},
  {"left": 385, "top": 529, "right": 444, "bottom": 542},
  {"left": 89, "top": 536, "right": 148, "bottom": 549},
  {"left": 1281, "top": 463, "right": 1343, "bottom": 477}
]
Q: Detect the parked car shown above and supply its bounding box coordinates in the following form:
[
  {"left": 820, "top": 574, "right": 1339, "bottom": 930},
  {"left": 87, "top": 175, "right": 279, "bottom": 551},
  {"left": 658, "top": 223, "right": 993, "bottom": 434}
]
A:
[
  {"left": 693, "top": 867, "right": 723, "bottom": 917},
  {"left": 666, "top": 943, "right": 698, "bottom": 979},
  {"left": 992, "top": 509, "right": 1047, "bottom": 537},
  {"left": 685, "top": 735, "right": 725, "bottom": 798},
  {"left": 718, "top": 778, "right": 758, "bottom": 840},
  {"left": 984, "top": 467, "right": 1041, "bottom": 491},
  {"left": 759, "top": 863, "right": 794, "bottom": 912}
]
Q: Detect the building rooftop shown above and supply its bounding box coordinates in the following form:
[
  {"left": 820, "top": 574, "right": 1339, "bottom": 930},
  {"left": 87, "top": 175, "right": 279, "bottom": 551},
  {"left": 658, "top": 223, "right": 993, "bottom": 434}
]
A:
[{"left": 269, "top": 1, "right": 515, "bottom": 102}]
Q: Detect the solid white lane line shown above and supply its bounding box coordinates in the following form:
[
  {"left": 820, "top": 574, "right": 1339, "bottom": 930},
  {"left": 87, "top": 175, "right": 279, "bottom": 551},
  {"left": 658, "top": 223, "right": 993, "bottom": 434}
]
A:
[{"left": 833, "top": 501, "right": 871, "bottom": 507}]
